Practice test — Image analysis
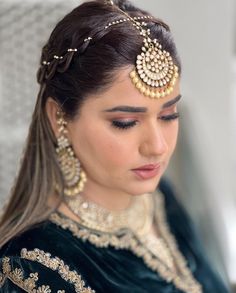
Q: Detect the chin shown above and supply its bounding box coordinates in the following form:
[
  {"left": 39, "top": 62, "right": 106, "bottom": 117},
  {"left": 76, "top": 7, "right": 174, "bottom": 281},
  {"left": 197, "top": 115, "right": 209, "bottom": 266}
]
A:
[{"left": 125, "top": 178, "right": 161, "bottom": 196}]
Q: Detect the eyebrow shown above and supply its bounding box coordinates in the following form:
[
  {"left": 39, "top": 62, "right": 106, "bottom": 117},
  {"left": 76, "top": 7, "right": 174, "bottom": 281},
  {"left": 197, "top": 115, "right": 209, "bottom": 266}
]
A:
[
  {"left": 103, "top": 94, "right": 182, "bottom": 113},
  {"left": 162, "top": 94, "right": 182, "bottom": 109}
]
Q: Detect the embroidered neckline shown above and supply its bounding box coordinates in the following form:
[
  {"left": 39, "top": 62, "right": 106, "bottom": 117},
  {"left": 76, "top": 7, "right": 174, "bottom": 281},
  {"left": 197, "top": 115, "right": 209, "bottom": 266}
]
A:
[
  {"left": 64, "top": 192, "right": 153, "bottom": 235},
  {"left": 50, "top": 190, "right": 202, "bottom": 293}
]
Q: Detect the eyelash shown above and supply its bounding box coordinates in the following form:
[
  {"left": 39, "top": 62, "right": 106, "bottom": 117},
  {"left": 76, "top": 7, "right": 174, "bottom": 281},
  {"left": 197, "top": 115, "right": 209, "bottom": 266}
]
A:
[
  {"left": 112, "top": 113, "right": 180, "bottom": 130},
  {"left": 159, "top": 112, "right": 180, "bottom": 121},
  {"left": 112, "top": 120, "right": 138, "bottom": 130}
]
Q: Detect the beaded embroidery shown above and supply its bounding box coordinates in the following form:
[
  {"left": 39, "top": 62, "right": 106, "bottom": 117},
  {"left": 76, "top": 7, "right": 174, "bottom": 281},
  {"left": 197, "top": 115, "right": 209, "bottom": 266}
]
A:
[
  {"left": 0, "top": 257, "right": 64, "bottom": 293},
  {"left": 21, "top": 248, "right": 95, "bottom": 293},
  {"left": 50, "top": 191, "right": 202, "bottom": 293}
]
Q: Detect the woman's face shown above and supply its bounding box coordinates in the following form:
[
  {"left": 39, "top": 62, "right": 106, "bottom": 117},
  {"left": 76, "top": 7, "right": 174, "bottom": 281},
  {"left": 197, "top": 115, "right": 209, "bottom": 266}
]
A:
[{"left": 67, "top": 66, "right": 181, "bottom": 197}]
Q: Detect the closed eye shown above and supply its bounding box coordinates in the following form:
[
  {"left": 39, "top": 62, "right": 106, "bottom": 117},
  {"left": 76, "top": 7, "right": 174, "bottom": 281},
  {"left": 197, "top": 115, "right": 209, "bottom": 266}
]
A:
[
  {"left": 159, "top": 112, "right": 180, "bottom": 121},
  {"left": 111, "top": 120, "right": 138, "bottom": 130}
]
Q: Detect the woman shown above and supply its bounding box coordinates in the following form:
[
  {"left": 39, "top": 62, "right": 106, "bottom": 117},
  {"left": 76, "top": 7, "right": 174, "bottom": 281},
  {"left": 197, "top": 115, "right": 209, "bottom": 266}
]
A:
[{"left": 0, "top": 0, "right": 230, "bottom": 292}]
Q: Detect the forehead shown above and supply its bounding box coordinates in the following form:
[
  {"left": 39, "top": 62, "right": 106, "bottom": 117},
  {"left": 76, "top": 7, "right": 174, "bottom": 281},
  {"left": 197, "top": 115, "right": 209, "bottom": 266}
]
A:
[{"left": 83, "top": 66, "right": 181, "bottom": 111}]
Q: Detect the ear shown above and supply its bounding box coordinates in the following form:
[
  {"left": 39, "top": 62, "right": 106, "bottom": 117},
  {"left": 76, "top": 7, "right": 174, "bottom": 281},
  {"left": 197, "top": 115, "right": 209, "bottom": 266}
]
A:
[{"left": 45, "top": 97, "right": 61, "bottom": 138}]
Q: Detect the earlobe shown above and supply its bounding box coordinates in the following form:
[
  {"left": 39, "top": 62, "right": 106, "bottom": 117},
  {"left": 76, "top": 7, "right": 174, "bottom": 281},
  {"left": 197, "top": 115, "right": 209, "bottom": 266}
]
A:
[{"left": 45, "top": 97, "right": 61, "bottom": 138}]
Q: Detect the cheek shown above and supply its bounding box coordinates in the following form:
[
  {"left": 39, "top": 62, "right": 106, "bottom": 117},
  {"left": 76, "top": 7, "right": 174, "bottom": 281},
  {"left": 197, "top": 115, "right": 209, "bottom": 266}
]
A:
[
  {"left": 72, "top": 124, "right": 134, "bottom": 168},
  {"left": 165, "top": 122, "right": 179, "bottom": 153}
]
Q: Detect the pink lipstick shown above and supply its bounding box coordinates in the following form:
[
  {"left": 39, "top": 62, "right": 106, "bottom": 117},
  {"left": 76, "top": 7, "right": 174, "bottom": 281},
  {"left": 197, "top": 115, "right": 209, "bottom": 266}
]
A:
[{"left": 132, "top": 164, "right": 161, "bottom": 180}]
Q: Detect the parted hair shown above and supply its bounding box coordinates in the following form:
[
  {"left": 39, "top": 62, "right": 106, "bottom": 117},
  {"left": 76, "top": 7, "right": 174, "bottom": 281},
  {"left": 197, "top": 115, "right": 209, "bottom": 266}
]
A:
[{"left": 0, "top": 0, "right": 181, "bottom": 248}]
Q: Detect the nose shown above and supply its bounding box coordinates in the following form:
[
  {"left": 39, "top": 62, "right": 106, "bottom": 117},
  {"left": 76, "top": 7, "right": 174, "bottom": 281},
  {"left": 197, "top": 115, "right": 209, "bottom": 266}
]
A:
[{"left": 139, "top": 121, "right": 168, "bottom": 158}]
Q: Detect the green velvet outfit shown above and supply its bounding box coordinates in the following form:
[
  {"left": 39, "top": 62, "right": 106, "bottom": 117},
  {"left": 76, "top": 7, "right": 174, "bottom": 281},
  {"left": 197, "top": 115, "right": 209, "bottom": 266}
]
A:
[{"left": 0, "top": 180, "right": 230, "bottom": 292}]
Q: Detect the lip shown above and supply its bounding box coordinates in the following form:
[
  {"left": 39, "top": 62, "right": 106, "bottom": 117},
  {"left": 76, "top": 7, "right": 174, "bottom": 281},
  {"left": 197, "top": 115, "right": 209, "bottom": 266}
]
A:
[{"left": 132, "top": 163, "right": 161, "bottom": 180}]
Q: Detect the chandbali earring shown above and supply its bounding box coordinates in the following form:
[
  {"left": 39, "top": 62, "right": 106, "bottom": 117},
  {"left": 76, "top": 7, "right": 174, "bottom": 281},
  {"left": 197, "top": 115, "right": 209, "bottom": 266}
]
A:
[{"left": 55, "top": 110, "right": 87, "bottom": 197}]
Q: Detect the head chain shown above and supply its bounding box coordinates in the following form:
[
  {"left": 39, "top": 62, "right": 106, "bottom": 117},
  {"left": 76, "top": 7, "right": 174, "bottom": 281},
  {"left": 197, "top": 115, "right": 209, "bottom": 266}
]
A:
[
  {"left": 37, "top": 1, "right": 178, "bottom": 99},
  {"left": 37, "top": 37, "right": 92, "bottom": 85},
  {"left": 104, "top": 3, "right": 179, "bottom": 98},
  {"left": 37, "top": 14, "right": 152, "bottom": 86}
]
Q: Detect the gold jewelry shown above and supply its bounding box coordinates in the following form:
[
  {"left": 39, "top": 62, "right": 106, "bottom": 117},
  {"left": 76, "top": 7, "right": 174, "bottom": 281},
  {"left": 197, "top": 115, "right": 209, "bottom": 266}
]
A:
[
  {"left": 64, "top": 192, "right": 176, "bottom": 273},
  {"left": 42, "top": 39, "right": 92, "bottom": 67},
  {"left": 42, "top": 5, "right": 178, "bottom": 99},
  {"left": 129, "top": 39, "right": 178, "bottom": 99},
  {"left": 104, "top": 0, "right": 114, "bottom": 5},
  {"left": 104, "top": 10, "right": 179, "bottom": 99},
  {"left": 51, "top": 191, "right": 202, "bottom": 293},
  {"left": 65, "top": 192, "right": 153, "bottom": 235},
  {"left": 56, "top": 111, "right": 87, "bottom": 197}
]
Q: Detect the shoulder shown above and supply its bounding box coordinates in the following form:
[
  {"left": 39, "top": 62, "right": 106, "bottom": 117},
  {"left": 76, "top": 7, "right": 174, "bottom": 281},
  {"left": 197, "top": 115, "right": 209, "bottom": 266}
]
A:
[
  {"left": 0, "top": 220, "right": 95, "bottom": 293},
  {"left": 0, "top": 220, "right": 66, "bottom": 259},
  {"left": 155, "top": 178, "right": 189, "bottom": 224},
  {"left": 155, "top": 177, "right": 203, "bottom": 253},
  {"left": 156, "top": 178, "right": 230, "bottom": 293},
  {"left": 158, "top": 177, "right": 184, "bottom": 212},
  {"left": 156, "top": 178, "right": 207, "bottom": 247},
  {"left": 157, "top": 177, "right": 195, "bottom": 228}
]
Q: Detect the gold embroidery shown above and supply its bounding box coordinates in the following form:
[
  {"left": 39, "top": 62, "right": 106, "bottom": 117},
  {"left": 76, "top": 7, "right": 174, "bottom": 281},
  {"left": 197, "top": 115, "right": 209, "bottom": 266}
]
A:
[
  {"left": 50, "top": 191, "right": 202, "bottom": 293},
  {"left": 21, "top": 248, "right": 95, "bottom": 293},
  {"left": 36, "top": 285, "right": 52, "bottom": 293},
  {"left": 0, "top": 256, "right": 64, "bottom": 292},
  {"left": 65, "top": 191, "right": 153, "bottom": 235}
]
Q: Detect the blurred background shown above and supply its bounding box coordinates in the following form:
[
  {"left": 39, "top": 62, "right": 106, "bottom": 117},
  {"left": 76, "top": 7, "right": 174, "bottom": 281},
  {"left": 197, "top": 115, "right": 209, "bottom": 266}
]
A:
[{"left": 0, "top": 0, "right": 235, "bottom": 291}]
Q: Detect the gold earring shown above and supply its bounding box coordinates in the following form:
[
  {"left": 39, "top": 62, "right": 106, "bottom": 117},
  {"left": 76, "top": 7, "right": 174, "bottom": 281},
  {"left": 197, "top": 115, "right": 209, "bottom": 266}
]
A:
[{"left": 55, "top": 110, "right": 87, "bottom": 197}]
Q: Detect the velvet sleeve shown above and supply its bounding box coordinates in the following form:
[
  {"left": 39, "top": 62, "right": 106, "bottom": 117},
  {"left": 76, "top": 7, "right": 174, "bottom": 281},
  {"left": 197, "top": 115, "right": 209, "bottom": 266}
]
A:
[
  {"left": 0, "top": 252, "right": 95, "bottom": 293},
  {"left": 0, "top": 255, "right": 70, "bottom": 292}
]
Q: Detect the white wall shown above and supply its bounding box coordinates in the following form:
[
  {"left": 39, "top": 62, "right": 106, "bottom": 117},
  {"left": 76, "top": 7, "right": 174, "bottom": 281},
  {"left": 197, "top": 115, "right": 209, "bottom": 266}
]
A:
[{"left": 134, "top": 0, "right": 236, "bottom": 286}]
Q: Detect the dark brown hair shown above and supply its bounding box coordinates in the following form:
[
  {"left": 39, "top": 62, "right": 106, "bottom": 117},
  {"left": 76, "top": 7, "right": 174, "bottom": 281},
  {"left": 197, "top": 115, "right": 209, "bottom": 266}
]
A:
[{"left": 0, "top": 0, "right": 181, "bottom": 247}]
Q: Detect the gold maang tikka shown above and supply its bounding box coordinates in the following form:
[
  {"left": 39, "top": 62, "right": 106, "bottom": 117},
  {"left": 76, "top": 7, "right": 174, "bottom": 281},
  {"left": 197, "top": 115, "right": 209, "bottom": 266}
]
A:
[
  {"left": 130, "top": 37, "right": 179, "bottom": 99},
  {"left": 56, "top": 110, "right": 87, "bottom": 197},
  {"left": 42, "top": 11, "right": 178, "bottom": 100},
  {"left": 104, "top": 5, "right": 179, "bottom": 99}
]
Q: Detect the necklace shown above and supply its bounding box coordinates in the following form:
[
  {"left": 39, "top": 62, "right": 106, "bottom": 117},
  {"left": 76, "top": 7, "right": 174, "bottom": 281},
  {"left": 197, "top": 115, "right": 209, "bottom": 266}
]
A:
[
  {"left": 64, "top": 193, "right": 153, "bottom": 235},
  {"left": 64, "top": 192, "right": 177, "bottom": 272},
  {"left": 56, "top": 191, "right": 202, "bottom": 293}
]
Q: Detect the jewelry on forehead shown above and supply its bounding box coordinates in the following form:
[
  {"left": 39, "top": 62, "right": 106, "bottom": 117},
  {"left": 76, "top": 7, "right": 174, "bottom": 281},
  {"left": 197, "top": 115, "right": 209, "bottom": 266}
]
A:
[
  {"left": 129, "top": 39, "right": 179, "bottom": 99},
  {"left": 103, "top": 4, "right": 179, "bottom": 99},
  {"left": 41, "top": 2, "right": 178, "bottom": 99}
]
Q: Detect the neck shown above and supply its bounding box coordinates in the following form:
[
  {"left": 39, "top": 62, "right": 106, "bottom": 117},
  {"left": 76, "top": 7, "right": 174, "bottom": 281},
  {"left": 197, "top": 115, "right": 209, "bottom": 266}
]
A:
[
  {"left": 80, "top": 182, "right": 133, "bottom": 211},
  {"left": 49, "top": 181, "right": 153, "bottom": 235},
  {"left": 48, "top": 185, "right": 136, "bottom": 227}
]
